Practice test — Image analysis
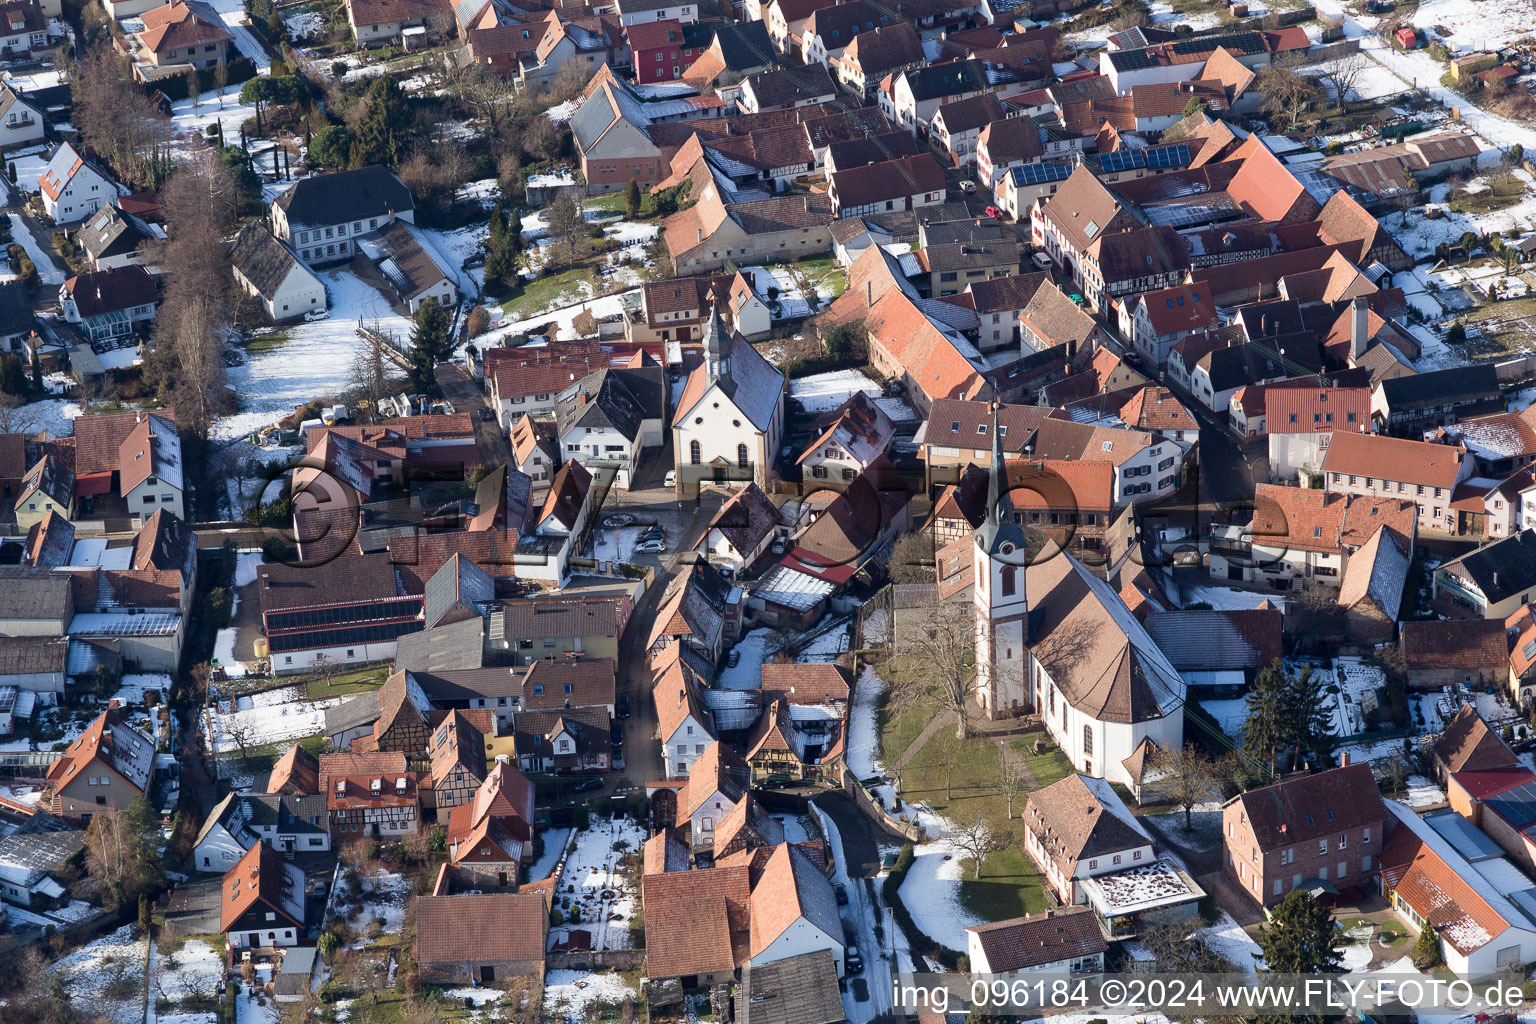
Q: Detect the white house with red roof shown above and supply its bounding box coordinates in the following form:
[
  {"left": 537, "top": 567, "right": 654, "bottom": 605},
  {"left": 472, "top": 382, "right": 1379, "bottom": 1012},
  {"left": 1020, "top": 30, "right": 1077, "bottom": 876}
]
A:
[{"left": 38, "top": 143, "right": 118, "bottom": 225}]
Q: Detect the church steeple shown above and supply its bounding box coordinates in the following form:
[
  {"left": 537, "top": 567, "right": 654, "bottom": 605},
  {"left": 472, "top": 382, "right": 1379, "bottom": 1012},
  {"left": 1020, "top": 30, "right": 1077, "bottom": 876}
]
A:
[
  {"left": 973, "top": 400, "right": 1026, "bottom": 557},
  {"left": 702, "top": 302, "right": 731, "bottom": 383},
  {"left": 971, "top": 399, "right": 1030, "bottom": 721}
]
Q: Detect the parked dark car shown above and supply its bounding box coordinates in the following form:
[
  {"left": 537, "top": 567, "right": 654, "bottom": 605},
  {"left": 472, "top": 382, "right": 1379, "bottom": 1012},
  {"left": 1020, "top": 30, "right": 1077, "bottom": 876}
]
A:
[
  {"left": 610, "top": 723, "right": 624, "bottom": 747},
  {"left": 616, "top": 694, "right": 630, "bottom": 718},
  {"left": 572, "top": 776, "right": 604, "bottom": 793}
]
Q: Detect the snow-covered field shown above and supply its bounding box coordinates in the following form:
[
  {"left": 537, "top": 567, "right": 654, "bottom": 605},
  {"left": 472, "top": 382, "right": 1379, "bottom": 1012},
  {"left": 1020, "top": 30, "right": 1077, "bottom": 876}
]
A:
[
  {"left": 7, "top": 147, "right": 49, "bottom": 196},
  {"left": 111, "top": 673, "right": 173, "bottom": 705},
  {"left": 543, "top": 970, "right": 636, "bottom": 1023},
  {"left": 168, "top": 86, "right": 260, "bottom": 155},
  {"left": 49, "top": 924, "right": 147, "bottom": 1024},
  {"left": 1411, "top": 0, "right": 1536, "bottom": 52},
  {"left": 549, "top": 817, "right": 645, "bottom": 951},
  {"left": 207, "top": 684, "right": 341, "bottom": 753},
  {"left": 282, "top": 7, "right": 325, "bottom": 39},
  {"left": 898, "top": 840, "right": 985, "bottom": 951},
  {"left": 217, "top": 270, "right": 412, "bottom": 439}
]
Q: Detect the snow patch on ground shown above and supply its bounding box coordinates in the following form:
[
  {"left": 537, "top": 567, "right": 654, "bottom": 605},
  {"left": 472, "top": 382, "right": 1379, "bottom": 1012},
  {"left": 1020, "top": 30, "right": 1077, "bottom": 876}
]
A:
[
  {"left": 898, "top": 840, "right": 986, "bottom": 951},
  {"left": 49, "top": 924, "right": 146, "bottom": 1024},
  {"left": 846, "top": 665, "right": 885, "bottom": 779},
  {"left": 206, "top": 685, "right": 340, "bottom": 753},
  {"left": 528, "top": 827, "right": 570, "bottom": 882},
  {"left": 717, "top": 627, "right": 776, "bottom": 690},
  {"left": 542, "top": 970, "right": 635, "bottom": 1022},
  {"left": 1201, "top": 911, "right": 1264, "bottom": 974}
]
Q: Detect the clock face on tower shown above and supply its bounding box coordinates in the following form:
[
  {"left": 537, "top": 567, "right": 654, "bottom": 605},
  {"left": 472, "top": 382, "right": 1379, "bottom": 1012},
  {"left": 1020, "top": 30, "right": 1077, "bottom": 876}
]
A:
[{"left": 1000, "top": 543, "right": 1014, "bottom": 555}]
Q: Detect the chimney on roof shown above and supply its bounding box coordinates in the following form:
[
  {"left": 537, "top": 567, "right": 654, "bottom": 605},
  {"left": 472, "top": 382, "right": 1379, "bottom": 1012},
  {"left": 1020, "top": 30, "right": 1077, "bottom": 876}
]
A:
[
  {"left": 1350, "top": 294, "right": 1369, "bottom": 361},
  {"left": 696, "top": 228, "right": 703, "bottom": 243},
  {"left": 1340, "top": 752, "right": 1351, "bottom": 767}
]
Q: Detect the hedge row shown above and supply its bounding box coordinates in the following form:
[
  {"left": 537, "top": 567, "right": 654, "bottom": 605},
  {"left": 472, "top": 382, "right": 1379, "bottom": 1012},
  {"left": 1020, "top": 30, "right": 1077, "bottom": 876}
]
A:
[{"left": 880, "top": 843, "right": 962, "bottom": 971}]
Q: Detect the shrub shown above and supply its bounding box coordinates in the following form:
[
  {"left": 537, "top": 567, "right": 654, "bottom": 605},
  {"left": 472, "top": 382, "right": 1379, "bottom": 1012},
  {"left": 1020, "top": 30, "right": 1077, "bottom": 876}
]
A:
[{"left": 550, "top": 906, "right": 564, "bottom": 927}]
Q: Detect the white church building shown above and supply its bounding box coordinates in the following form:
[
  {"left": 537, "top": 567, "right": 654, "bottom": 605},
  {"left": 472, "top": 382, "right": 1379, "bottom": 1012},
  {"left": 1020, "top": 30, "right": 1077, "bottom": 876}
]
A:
[
  {"left": 671, "top": 305, "right": 785, "bottom": 495},
  {"left": 971, "top": 410, "right": 1185, "bottom": 787}
]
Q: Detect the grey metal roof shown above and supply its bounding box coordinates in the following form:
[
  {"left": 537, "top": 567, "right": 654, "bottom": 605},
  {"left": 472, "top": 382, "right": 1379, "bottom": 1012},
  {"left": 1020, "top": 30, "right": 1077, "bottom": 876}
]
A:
[
  {"left": 422, "top": 553, "right": 495, "bottom": 630},
  {"left": 79, "top": 204, "right": 152, "bottom": 263},
  {"left": 0, "top": 281, "right": 33, "bottom": 339},
  {"left": 324, "top": 691, "right": 382, "bottom": 736},
  {"left": 1425, "top": 809, "right": 1505, "bottom": 862},
  {"left": 272, "top": 166, "right": 414, "bottom": 231}
]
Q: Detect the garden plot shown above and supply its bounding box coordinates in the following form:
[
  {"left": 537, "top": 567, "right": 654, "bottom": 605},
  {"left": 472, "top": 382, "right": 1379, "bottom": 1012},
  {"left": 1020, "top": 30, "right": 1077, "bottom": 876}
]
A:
[
  {"left": 482, "top": 289, "right": 633, "bottom": 344},
  {"left": 1328, "top": 657, "right": 1387, "bottom": 739},
  {"left": 206, "top": 685, "right": 341, "bottom": 753},
  {"left": 216, "top": 269, "right": 413, "bottom": 440},
  {"left": 281, "top": 6, "right": 325, "bottom": 39},
  {"left": 332, "top": 867, "right": 411, "bottom": 949},
  {"left": 49, "top": 924, "right": 148, "bottom": 1024},
  {"left": 151, "top": 937, "right": 225, "bottom": 1012},
  {"left": 1306, "top": 56, "right": 1409, "bottom": 104},
  {"left": 0, "top": 705, "right": 94, "bottom": 752},
  {"left": 1392, "top": 171, "right": 1536, "bottom": 260},
  {"left": 548, "top": 816, "right": 645, "bottom": 951},
  {"left": 168, "top": 85, "right": 260, "bottom": 154},
  {"left": 543, "top": 970, "right": 636, "bottom": 1024},
  {"left": 1404, "top": 774, "right": 1445, "bottom": 809}
]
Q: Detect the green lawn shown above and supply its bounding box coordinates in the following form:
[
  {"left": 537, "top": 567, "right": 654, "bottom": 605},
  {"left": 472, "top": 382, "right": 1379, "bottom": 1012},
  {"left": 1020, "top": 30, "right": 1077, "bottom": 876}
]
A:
[
  {"left": 958, "top": 846, "right": 1049, "bottom": 920},
  {"left": 244, "top": 329, "right": 291, "bottom": 354},
  {"left": 1011, "top": 737, "right": 1074, "bottom": 788},
  {"left": 305, "top": 666, "right": 391, "bottom": 700},
  {"left": 882, "top": 698, "right": 1051, "bottom": 924},
  {"left": 585, "top": 191, "right": 654, "bottom": 217},
  {"left": 500, "top": 266, "right": 594, "bottom": 323}
]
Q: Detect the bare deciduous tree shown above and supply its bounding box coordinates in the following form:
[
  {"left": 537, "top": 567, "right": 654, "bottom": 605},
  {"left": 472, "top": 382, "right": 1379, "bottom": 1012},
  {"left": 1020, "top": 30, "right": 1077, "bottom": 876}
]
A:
[
  {"left": 1150, "top": 743, "right": 1222, "bottom": 829},
  {"left": 72, "top": 43, "right": 171, "bottom": 187},
  {"left": 890, "top": 595, "right": 978, "bottom": 739},
  {"left": 996, "top": 749, "right": 1028, "bottom": 818},
  {"left": 0, "top": 393, "right": 41, "bottom": 434},
  {"left": 154, "top": 150, "right": 235, "bottom": 439},
  {"left": 948, "top": 812, "right": 1003, "bottom": 880},
  {"left": 1316, "top": 50, "right": 1369, "bottom": 112},
  {"left": 1258, "top": 54, "right": 1320, "bottom": 130}
]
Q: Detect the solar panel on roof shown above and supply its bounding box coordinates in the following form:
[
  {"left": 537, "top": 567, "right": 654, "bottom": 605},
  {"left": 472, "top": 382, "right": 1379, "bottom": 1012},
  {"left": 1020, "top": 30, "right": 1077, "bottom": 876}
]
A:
[
  {"left": 1110, "top": 48, "right": 1158, "bottom": 71},
  {"left": 1099, "top": 149, "right": 1146, "bottom": 173},
  {"left": 1146, "top": 143, "right": 1190, "bottom": 168},
  {"left": 1011, "top": 162, "right": 1071, "bottom": 185},
  {"left": 1488, "top": 780, "right": 1536, "bottom": 827}
]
